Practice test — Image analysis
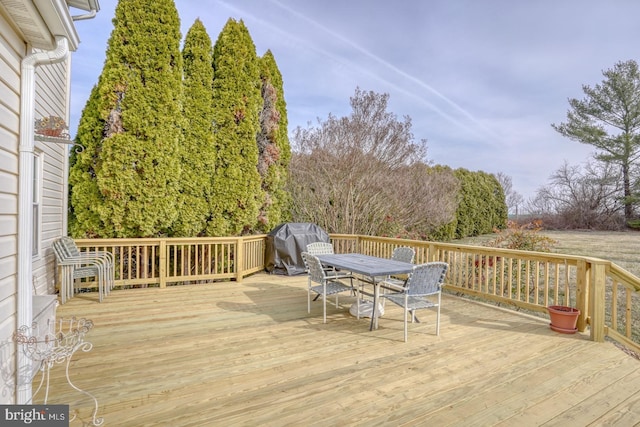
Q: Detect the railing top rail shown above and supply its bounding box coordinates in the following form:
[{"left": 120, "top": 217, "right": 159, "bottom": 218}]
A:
[
  {"left": 76, "top": 234, "right": 613, "bottom": 267},
  {"left": 348, "top": 234, "right": 612, "bottom": 265},
  {"left": 608, "top": 263, "right": 640, "bottom": 291},
  {"left": 74, "top": 235, "right": 268, "bottom": 245}
]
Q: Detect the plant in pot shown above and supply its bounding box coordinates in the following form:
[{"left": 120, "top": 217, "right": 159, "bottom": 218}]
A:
[
  {"left": 547, "top": 305, "right": 580, "bottom": 334},
  {"left": 35, "top": 115, "right": 68, "bottom": 138}
]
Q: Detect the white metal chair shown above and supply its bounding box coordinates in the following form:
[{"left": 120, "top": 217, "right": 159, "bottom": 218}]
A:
[
  {"left": 305, "top": 242, "right": 335, "bottom": 256},
  {"left": 380, "top": 246, "right": 415, "bottom": 291},
  {"left": 52, "top": 240, "right": 107, "bottom": 303},
  {"left": 301, "top": 252, "right": 359, "bottom": 323},
  {"left": 381, "top": 262, "right": 448, "bottom": 342},
  {"left": 304, "top": 241, "right": 354, "bottom": 287},
  {"left": 391, "top": 246, "right": 415, "bottom": 264},
  {"left": 60, "top": 236, "right": 115, "bottom": 295}
]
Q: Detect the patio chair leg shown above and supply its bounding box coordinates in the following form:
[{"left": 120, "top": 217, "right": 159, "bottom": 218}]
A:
[
  {"left": 404, "top": 306, "right": 409, "bottom": 343},
  {"left": 323, "top": 294, "right": 327, "bottom": 324}
]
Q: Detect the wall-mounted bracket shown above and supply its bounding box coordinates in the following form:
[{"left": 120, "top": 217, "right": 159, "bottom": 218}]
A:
[{"left": 34, "top": 134, "right": 85, "bottom": 153}]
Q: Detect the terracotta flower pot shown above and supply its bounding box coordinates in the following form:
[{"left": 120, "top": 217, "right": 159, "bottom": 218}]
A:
[
  {"left": 40, "top": 128, "right": 64, "bottom": 137},
  {"left": 548, "top": 305, "right": 580, "bottom": 334}
]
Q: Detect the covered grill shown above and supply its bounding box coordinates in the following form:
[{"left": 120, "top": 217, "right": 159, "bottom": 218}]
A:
[{"left": 264, "top": 223, "right": 330, "bottom": 275}]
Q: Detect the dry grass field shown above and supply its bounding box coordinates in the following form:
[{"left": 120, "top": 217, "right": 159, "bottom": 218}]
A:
[
  {"left": 455, "top": 230, "right": 640, "bottom": 278},
  {"left": 545, "top": 230, "right": 640, "bottom": 276}
]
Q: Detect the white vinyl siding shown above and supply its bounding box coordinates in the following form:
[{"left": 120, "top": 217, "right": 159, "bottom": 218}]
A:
[
  {"left": 0, "top": 8, "right": 24, "bottom": 405},
  {"left": 32, "top": 59, "right": 69, "bottom": 296}
]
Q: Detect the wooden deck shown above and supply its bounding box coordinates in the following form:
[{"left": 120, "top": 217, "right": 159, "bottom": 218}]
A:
[{"left": 45, "top": 273, "right": 640, "bottom": 426}]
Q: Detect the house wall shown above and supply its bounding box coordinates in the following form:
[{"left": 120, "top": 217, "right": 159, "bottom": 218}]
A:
[
  {"left": 33, "top": 61, "right": 69, "bottom": 296},
  {"left": 0, "top": 10, "right": 71, "bottom": 402},
  {"left": 0, "top": 9, "right": 25, "bottom": 404}
]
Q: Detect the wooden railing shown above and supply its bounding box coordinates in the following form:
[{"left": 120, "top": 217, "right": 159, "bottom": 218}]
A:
[
  {"left": 74, "top": 234, "right": 640, "bottom": 352},
  {"left": 331, "top": 234, "right": 640, "bottom": 352},
  {"left": 75, "top": 235, "right": 266, "bottom": 287}
]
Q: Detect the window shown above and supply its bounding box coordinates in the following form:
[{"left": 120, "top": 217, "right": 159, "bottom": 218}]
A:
[{"left": 32, "top": 151, "right": 43, "bottom": 258}]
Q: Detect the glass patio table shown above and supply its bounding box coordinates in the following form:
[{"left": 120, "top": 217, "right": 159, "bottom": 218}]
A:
[{"left": 315, "top": 253, "right": 414, "bottom": 330}]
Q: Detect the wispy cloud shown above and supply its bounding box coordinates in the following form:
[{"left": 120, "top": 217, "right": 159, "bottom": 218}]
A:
[{"left": 268, "top": 0, "right": 500, "bottom": 141}]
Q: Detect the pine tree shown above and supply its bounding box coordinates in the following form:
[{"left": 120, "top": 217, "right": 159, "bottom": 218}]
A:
[
  {"left": 256, "top": 50, "right": 291, "bottom": 231},
  {"left": 173, "top": 19, "right": 215, "bottom": 237},
  {"left": 208, "top": 19, "right": 263, "bottom": 235},
  {"left": 69, "top": 0, "right": 184, "bottom": 237},
  {"left": 553, "top": 60, "right": 640, "bottom": 224}
]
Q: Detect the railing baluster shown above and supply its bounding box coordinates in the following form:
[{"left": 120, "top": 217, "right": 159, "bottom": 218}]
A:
[
  {"left": 127, "top": 245, "right": 132, "bottom": 283},
  {"left": 626, "top": 290, "right": 632, "bottom": 338},
  {"left": 611, "top": 280, "right": 618, "bottom": 332},
  {"left": 152, "top": 244, "right": 157, "bottom": 281}
]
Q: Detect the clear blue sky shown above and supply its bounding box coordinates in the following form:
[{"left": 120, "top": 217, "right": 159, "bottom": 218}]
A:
[{"left": 69, "top": 0, "right": 640, "bottom": 200}]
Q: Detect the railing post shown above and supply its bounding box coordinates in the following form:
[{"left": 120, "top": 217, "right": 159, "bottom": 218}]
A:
[
  {"left": 589, "top": 261, "right": 606, "bottom": 342},
  {"left": 575, "top": 259, "right": 588, "bottom": 332},
  {"left": 159, "top": 239, "right": 167, "bottom": 288},
  {"left": 428, "top": 243, "right": 438, "bottom": 262},
  {"left": 235, "top": 236, "right": 244, "bottom": 282}
]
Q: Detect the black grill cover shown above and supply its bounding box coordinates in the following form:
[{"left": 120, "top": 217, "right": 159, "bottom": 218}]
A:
[{"left": 265, "top": 223, "right": 330, "bottom": 275}]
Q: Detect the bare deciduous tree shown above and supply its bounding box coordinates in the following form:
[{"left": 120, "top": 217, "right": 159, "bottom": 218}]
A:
[
  {"left": 495, "top": 172, "right": 524, "bottom": 216},
  {"left": 288, "top": 88, "right": 459, "bottom": 236},
  {"left": 528, "top": 161, "right": 624, "bottom": 229}
]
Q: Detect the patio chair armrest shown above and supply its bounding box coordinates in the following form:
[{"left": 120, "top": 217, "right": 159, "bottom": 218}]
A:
[
  {"left": 80, "top": 250, "right": 114, "bottom": 263},
  {"left": 326, "top": 271, "right": 355, "bottom": 281},
  {"left": 72, "top": 253, "right": 113, "bottom": 266},
  {"left": 379, "top": 279, "right": 407, "bottom": 292},
  {"left": 56, "top": 255, "right": 107, "bottom": 268}
]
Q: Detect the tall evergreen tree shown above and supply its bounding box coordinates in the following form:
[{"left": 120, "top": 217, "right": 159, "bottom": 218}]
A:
[
  {"left": 69, "top": 84, "right": 106, "bottom": 237},
  {"left": 256, "top": 50, "right": 291, "bottom": 231},
  {"left": 452, "top": 169, "right": 507, "bottom": 238},
  {"left": 553, "top": 60, "right": 640, "bottom": 224},
  {"left": 174, "top": 19, "right": 215, "bottom": 237},
  {"left": 208, "top": 19, "right": 263, "bottom": 235},
  {"left": 69, "top": 0, "right": 184, "bottom": 238}
]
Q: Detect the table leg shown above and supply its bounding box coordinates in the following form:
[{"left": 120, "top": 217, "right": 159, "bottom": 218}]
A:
[{"left": 370, "top": 278, "right": 378, "bottom": 331}]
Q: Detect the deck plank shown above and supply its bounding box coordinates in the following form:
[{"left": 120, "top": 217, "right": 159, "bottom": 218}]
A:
[{"left": 40, "top": 273, "right": 640, "bottom": 426}]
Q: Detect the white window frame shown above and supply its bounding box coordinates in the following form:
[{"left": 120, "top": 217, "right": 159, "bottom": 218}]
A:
[{"left": 32, "top": 150, "right": 43, "bottom": 259}]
